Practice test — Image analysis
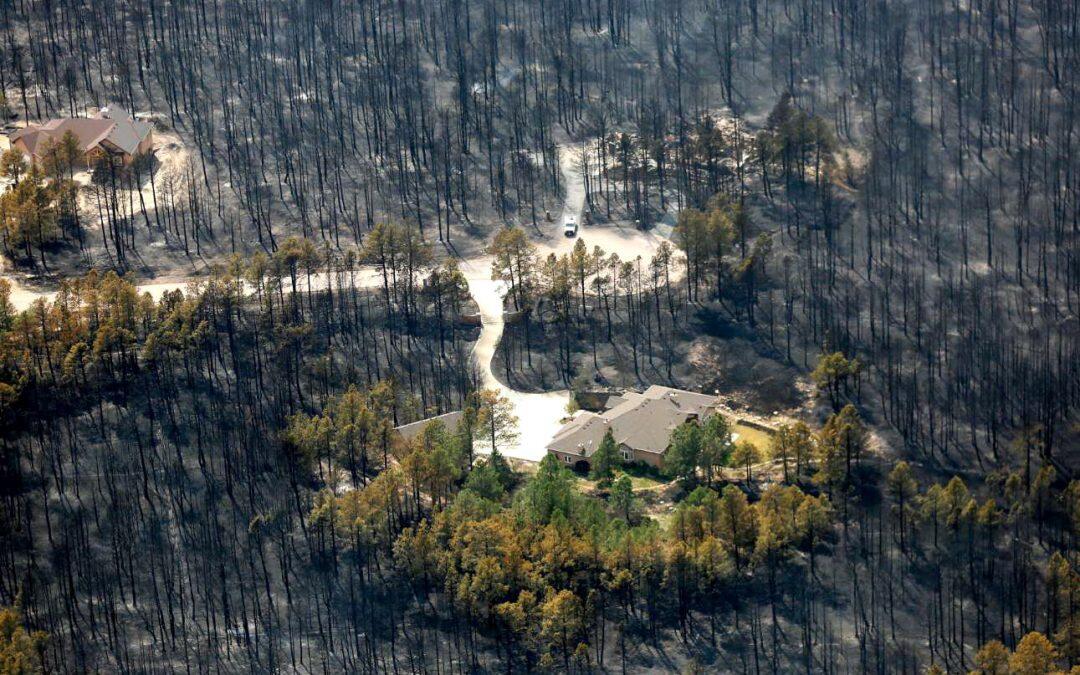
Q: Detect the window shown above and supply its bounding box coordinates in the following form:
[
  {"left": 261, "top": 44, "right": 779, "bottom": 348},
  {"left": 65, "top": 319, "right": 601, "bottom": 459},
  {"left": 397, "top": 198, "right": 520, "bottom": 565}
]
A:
[{"left": 620, "top": 447, "right": 632, "bottom": 461}]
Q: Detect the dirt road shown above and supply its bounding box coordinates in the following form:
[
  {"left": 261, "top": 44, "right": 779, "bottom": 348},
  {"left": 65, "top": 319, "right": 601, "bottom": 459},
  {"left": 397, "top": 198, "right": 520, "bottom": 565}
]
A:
[{"left": 2, "top": 140, "right": 676, "bottom": 462}]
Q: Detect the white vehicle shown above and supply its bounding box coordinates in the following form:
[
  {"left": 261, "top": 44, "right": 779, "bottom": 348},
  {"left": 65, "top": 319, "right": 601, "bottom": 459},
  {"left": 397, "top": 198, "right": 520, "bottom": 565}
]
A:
[{"left": 563, "top": 216, "right": 578, "bottom": 237}]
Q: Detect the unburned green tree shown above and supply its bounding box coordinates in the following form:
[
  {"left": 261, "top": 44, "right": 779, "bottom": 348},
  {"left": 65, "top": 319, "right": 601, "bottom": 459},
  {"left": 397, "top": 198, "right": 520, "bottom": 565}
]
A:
[
  {"left": 589, "top": 428, "right": 620, "bottom": 483},
  {"left": 731, "top": 440, "right": 760, "bottom": 483},
  {"left": 887, "top": 461, "right": 919, "bottom": 553},
  {"left": 0, "top": 604, "right": 47, "bottom": 674},
  {"left": 771, "top": 421, "right": 814, "bottom": 482},
  {"left": 812, "top": 351, "right": 861, "bottom": 411},
  {"left": 665, "top": 421, "right": 703, "bottom": 482},
  {"left": 610, "top": 475, "right": 637, "bottom": 523}
]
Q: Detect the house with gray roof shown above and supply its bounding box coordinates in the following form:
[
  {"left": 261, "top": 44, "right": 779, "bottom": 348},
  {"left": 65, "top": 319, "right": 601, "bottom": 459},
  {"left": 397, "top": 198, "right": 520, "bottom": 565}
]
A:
[
  {"left": 547, "top": 385, "right": 718, "bottom": 471},
  {"left": 394, "top": 411, "right": 465, "bottom": 443}
]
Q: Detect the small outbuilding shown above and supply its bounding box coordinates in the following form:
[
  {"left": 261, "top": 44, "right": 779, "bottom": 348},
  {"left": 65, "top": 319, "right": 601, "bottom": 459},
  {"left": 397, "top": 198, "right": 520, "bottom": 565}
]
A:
[{"left": 393, "top": 411, "right": 465, "bottom": 444}]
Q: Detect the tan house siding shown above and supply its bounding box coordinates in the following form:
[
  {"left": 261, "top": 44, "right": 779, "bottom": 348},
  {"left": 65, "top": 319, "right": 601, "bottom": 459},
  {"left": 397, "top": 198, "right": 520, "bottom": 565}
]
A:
[
  {"left": 550, "top": 450, "right": 589, "bottom": 468},
  {"left": 550, "top": 446, "right": 665, "bottom": 471},
  {"left": 624, "top": 445, "right": 665, "bottom": 469},
  {"left": 136, "top": 129, "right": 153, "bottom": 157}
]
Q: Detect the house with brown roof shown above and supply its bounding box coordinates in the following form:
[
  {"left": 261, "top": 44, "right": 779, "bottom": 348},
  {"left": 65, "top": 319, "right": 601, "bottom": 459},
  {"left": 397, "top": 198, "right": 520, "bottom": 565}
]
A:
[
  {"left": 546, "top": 385, "right": 719, "bottom": 471},
  {"left": 10, "top": 105, "right": 153, "bottom": 168}
]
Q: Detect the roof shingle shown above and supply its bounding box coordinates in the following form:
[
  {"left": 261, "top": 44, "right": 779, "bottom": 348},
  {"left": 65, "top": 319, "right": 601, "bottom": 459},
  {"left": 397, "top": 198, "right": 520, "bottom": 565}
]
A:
[
  {"left": 547, "top": 386, "right": 717, "bottom": 458},
  {"left": 10, "top": 106, "right": 151, "bottom": 159}
]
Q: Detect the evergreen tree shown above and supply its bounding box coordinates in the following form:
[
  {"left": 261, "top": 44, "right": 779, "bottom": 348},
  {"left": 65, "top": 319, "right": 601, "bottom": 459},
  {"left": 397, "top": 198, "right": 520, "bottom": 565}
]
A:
[
  {"left": 665, "top": 422, "right": 703, "bottom": 482},
  {"left": 610, "top": 475, "right": 636, "bottom": 523},
  {"left": 590, "top": 428, "right": 620, "bottom": 483}
]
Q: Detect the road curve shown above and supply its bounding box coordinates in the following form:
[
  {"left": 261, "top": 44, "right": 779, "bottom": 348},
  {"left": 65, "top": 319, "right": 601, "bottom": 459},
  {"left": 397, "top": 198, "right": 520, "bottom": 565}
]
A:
[{"left": 2, "top": 142, "right": 674, "bottom": 462}]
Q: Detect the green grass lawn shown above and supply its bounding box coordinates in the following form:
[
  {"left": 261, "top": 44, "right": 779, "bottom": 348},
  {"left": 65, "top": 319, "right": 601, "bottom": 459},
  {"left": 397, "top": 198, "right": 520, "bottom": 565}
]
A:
[
  {"left": 651, "top": 510, "right": 676, "bottom": 529},
  {"left": 615, "top": 468, "right": 665, "bottom": 490},
  {"left": 569, "top": 463, "right": 668, "bottom": 493},
  {"left": 730, "top": 421, "right": 775, "bottom": 455}
]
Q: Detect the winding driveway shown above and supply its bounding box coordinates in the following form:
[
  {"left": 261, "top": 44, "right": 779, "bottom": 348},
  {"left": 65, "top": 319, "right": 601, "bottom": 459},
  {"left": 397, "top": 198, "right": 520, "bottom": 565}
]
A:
[{"left": 3, "top": 141, "right": 675, "bottom": 461}]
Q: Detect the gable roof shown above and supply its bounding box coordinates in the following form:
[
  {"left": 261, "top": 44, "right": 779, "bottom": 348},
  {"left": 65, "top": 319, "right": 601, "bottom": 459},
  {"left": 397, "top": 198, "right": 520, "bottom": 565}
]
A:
[
  {"left": 9, "top": 128, "right": 45, "bottom": 155},
  {"left": 10, "top": 106, "right": 151, "bottom": 159},
  {"left": 394, "top": 411, "right": 465, "bottom": 442},
  {"left": 547, "top": 386, "right": 718, "bottom": 458},
  {"left": 641, "top": 384, "right": 717, "bottom": 414},
  {"left": 12, "top": 118, "right": 114, "bottom": 157},
  {"left": 99, "top": 106, "right": 152, "bottom": 154}
]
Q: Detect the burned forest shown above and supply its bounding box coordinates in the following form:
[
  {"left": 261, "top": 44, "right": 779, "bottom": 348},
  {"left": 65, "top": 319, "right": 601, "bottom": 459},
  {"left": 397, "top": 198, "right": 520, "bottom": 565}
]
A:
[{"left": 0, "top": 0, "right": 1078, "bottom": 672}]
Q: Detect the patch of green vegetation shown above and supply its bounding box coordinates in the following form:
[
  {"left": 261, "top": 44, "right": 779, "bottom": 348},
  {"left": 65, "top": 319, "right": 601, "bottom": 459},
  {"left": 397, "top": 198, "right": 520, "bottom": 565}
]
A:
[
  {"left": 731, "top": 422, "right": 775, "bottom": 456},
  {"left": 650, "top": 509, "right": 676, "bottom": 530},
  {"left": 616, "top": 461, "right": 668, "bottom": 490},
  {"left": 570, "top": 462, "right": 668, "bottom": 492},
  {"left": 616, "top": 469, "right": 664, "bottom": 490}
]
